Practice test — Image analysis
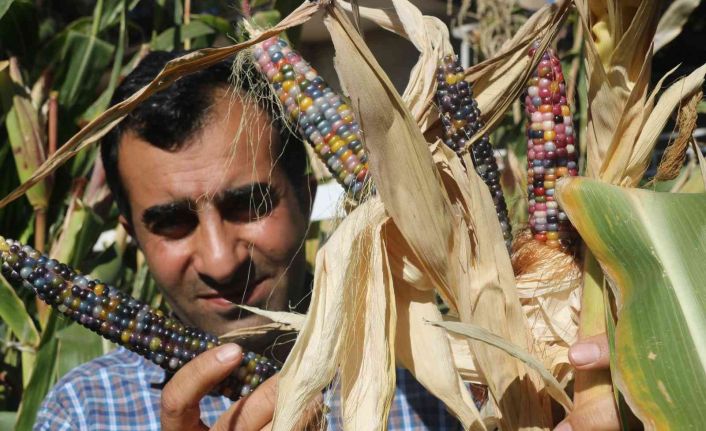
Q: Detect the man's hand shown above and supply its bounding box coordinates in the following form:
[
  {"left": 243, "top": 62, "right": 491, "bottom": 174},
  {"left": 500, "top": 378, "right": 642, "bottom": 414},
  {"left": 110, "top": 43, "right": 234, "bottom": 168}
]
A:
[
  {"left": 161, "top": 343, "right": 323, "bottom": 431},
  {"left": 554, "top": 334, "right": 620, "bottom": 431},
  {"left": 161, "top": 343, "right": 279, "bottom": 430}
]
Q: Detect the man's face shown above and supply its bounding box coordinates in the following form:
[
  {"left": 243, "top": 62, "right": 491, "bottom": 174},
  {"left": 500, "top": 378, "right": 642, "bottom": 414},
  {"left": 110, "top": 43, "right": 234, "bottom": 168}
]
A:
[{"left": 118, "top": 89, "right": 311, "bottom": 338}]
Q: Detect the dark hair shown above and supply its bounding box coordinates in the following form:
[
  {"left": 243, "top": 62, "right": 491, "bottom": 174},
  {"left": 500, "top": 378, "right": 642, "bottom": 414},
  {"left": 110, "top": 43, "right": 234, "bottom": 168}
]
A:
[{"left": 101, "top": 51, "right": 308, "bottom": 223}]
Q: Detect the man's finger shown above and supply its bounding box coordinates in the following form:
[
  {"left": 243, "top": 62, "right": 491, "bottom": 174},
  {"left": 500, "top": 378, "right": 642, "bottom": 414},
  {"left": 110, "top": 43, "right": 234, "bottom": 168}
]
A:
[
  {"left": 554, "top": 393, "right": 620, "bottom": 431},
  {"left": 212, "top": 373, "right": 279, "bottom": 431},
  {"left": 212, "top": 377, "right": 324, "bottom": 431},
  {"left": 161, "top": 343, "right": 243, "bottom": 430},
  {"left": 569, "top": 333, "right": 610, "bottom": 370}
]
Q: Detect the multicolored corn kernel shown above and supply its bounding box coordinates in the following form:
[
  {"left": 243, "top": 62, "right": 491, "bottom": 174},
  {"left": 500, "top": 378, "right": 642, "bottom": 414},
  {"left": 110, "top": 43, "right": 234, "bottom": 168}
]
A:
[
  {"left": 252, "top": 36, "right": 370, "bottom": 198},
  {"left": 0, "top": 237, "right": 279, "bottom": 400},
  {"left": 524, "top": 42, "right": 578, "bottom": 248},
  {"left": 435, "top": 54, "right": 512, "bottom": 250}
]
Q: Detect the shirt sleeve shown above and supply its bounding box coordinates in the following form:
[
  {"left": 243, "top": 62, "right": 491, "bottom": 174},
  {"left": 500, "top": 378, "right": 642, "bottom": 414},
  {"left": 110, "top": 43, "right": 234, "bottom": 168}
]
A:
[{"left": 33, "top": 383, "right": 83, "bottom": 431}]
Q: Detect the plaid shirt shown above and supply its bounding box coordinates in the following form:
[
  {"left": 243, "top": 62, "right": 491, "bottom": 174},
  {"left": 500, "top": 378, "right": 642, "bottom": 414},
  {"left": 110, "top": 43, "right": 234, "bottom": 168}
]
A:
[{"left": 35, "top": 348, "right": 463, "bottom": 430}]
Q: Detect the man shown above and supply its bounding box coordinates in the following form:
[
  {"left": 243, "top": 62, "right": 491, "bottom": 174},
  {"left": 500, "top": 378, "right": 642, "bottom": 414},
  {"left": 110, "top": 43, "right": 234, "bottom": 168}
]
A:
[{"left": 34, "top": 51, "right": 466, "bottom": 430}]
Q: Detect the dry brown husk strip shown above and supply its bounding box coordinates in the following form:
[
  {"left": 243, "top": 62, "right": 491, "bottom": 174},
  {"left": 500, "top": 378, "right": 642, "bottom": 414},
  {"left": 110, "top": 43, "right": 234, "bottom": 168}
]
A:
[
  {"left": 654, "top": 90, "right": 703, "bottom": 181},
  {"left": 0, "top": 0, "right": 322, "bottom": 209}
]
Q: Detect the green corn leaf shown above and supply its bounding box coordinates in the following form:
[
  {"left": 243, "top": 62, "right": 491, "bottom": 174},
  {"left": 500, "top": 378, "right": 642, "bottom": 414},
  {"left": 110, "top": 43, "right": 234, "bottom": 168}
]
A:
[
  {"left": 55, "top": 324, "right": 104, "bottom": 380},
  {"left": 151, "top": 20, "right": 217, "bottom": 51},
  {"left": 80, "top": 0, "right": 128, "bottom": 122},
  {"left": 556, "top": 176, "right": 706, "bottom": 430},
  {"left": 57, "top": 30, "right": 115, "bottom": 112},
  {"left": 14, "top": 312, "right": 61, "bottom": 431},
  {"left": 0, "top": 411, "right": 16, "bottom": 429},
  {"left": 0, "top": 0, "right": 15, "bottom": 21},
  {"left": 0, "top": 276, "right": 39, "bottom": 348},
  {"left": 0, "top": 59, "right": 48, "bottom": 210}
]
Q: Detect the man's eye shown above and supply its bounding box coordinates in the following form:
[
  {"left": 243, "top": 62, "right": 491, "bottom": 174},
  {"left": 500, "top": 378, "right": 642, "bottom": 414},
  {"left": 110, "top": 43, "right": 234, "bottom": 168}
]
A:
[
  {"left": 221, "top": 188, "right": 279, "bottom": 223},
  {"left": 149, "top": 217, "right": 198, "bottom": 239}
]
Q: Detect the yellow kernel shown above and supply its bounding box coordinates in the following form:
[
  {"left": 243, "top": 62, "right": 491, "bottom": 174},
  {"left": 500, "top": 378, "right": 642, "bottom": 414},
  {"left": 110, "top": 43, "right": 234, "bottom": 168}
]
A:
[
  {"left": 282, "top": 80, "right": 295, "bottom": 92},
  {"left": 330, "top": 138, "right": 345, "bottom": 153},
  {"left": 340, "top": 150, "right": 353, "bottom": 162},
  {"left": 544, "top": 181, "right": 555, "bottom": 189},
  {"left": 271, "top": 72, "right": 284, "bottom": 83},
  {"left": 337, "top": 104, "right": 350, "bottom": 113},
  {"left": 353, "top": 164, "right": 364, "bottom": 175},
  {"left": 298, "top": 97, "right": 313, "bottom": 111},
  {"left": 561, "top": 105, "right": 571, "bottom": 116},
  {"left": 544, "top": 130, "right": 556, "bottom": 141},
  {"left": 445, "top": 74, "right": 458, "bottom": 85},
  {"left": 345, "top": 133, "right": 358, "bottom": 143},
  {"left": 342, "top": 115, "right": 354, "bottom": 124}
]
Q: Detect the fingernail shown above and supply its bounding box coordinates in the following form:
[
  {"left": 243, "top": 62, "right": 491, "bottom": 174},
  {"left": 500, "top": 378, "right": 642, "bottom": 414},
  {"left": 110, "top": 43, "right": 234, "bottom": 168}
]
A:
[
  {"left": 216, "top": 344, "right": 242, "bottom": 363},
  {"left": 553, "top": 421, "right": 572, "bottom": 431},
  {"left": 569, "top": 342, "right": 601, "bottom": 366}
]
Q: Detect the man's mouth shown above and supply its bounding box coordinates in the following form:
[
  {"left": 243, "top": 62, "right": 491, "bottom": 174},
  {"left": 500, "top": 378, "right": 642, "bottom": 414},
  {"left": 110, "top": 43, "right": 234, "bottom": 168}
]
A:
[{"left": 197, "top": 277, "right": 268, "bottom": 308}]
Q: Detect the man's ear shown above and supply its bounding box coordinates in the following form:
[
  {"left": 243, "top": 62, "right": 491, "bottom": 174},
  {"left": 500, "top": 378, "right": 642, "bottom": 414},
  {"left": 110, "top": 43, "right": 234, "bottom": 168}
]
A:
[{"left": 118, "top": 214, "right": 137, "bottom": 244}]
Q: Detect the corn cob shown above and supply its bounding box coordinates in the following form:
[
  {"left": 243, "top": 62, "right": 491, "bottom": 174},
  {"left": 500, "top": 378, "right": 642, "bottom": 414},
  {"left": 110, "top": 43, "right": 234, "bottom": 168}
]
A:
[
  {"left": 252, "top": 37, "right": 371, "bottom": 198},
  {"left": 0, "top": 237, "right": 278, "bottom": 400},
  {"left": 523, "top": 42, "right": 578, "bottom": 248},
  {"left": 435, "top": 55, "right": 513, "bottom": 250}
]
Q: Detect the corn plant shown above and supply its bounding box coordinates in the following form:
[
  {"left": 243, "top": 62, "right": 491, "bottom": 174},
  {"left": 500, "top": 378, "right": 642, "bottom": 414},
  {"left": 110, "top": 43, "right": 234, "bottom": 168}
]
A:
[{"left": 0, "top": 0, "right": 705, "bottom": 430}]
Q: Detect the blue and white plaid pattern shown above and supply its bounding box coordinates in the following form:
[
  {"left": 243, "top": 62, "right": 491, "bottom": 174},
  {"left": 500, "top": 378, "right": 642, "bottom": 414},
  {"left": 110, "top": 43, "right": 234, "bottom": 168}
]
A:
[{"left": 35, "top": 348, "right": 463, "bottom": 430}]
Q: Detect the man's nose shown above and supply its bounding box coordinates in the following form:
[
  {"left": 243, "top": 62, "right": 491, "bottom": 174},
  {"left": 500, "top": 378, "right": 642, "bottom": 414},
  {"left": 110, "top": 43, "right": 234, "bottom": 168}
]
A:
[{"left": 192, "top": 209, "right": 248, "bottom": 284}]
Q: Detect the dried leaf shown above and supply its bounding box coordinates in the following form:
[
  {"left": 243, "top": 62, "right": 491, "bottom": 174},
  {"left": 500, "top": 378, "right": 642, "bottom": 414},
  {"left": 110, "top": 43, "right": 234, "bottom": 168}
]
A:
[
  {"left": 234, "top": 305, "right": 306, "bottom": 330},
  {"left": 392, "top": 273, "right": 485, "bottom": 430},
  {"left": 430, "top": 320, "right": 573, "bottom": 412},
  {"left": 272, "top": 199, "right": 392, "bottom": 431},
  {"left": 654, "top": 0, "right": 702, "bottom": 53},
  {"left": 338, "top": 219, "right": 396, "bottom": 430},
  {"left": 325, "top": 2, "right": 455, "bottom": 295},
  {"left": 339, "top": 0, "right": 454, "bottom": 131},
  {"left": 435, "top": 144, "right": 553, "bottom": 429}
]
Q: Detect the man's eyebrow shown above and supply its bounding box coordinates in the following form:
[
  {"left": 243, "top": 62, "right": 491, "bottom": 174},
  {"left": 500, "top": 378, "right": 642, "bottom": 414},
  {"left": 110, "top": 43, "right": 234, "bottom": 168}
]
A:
[
  {"left": 216, "top": 182, "right": 273, "bottom": 203},
  {"left": 142, "top": 200, "right": 193, "bottom": 227}
]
